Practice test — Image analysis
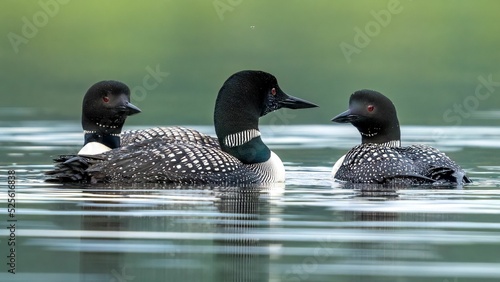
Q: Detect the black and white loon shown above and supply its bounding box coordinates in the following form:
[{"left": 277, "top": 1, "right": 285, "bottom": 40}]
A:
[
  {"left": 331, "top": 89, "right": 471, "bottom": 185},
  {"left": 45, "top": 80, "right": 141, "bottom": 180},
  {"left": 77, "top": 80, "right": 141, "bottom": 154},
  {"left": 46, "top": 70, "right": 317, "bottom": 185}
]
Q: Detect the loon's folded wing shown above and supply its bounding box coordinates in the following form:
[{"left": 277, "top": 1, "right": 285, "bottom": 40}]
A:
[
  {"left": 425, "top": 166, "right": 472, "bottom": 184},
  {"left": 45, "top": 154, "right": 101, "bottom": 183},
  {"left": 403, "top": 145, "right": 471, "bottom": 184},
  {"left": 376, "top": 173, "right": 435, "bottom": 184}
]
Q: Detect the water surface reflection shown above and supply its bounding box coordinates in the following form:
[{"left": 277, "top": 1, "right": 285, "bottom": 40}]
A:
[{"left": 1, "top": 123, "right": 500, "bottom": 281}]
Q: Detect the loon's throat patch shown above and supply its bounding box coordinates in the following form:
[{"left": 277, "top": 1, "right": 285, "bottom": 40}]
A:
[
  {"left": 95, "top": 122, "right": 119, "bottom": 129},
  {"left": 223, "top": 129, "right": 261, "bottom": 148},
  {"left": 360, "top": 131, "right": 378, "bottom": 137}
]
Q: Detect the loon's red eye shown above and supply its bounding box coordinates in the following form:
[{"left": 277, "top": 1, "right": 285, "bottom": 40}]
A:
[
  {"left": 271, "top": 88, "right": 277, "bottom": 96},
  {"left": 367, "top": 105, "right": 374, "bottom": 112},
  {"left": 103, "top": 96, "right": 110, "bottom": 103}
]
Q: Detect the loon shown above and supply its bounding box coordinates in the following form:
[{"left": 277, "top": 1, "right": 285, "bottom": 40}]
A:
[
  {"left": 45, "top": 80, "right": 141, "bottom": 181},
  {"left": 46, "top": 70, "right": 318, "bottom": 185},
  {"left": 331, "top": 89, "right": 471, "bottom": 185},
  {"left": 77, "top": 80, "right": 141, "bottom": 154}
]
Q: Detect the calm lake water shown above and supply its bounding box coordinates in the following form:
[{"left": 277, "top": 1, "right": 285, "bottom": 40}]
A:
[{"left": 1, "top": 121, "right": 500, "bottom": 282}]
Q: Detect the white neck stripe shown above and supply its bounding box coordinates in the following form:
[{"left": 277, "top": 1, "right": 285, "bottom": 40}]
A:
[
  {"left": 381, "top": 140, "right": 401, "bottom": 147},
  {"left": 84, "top": 130, "right": 120, "bottom": 137},
  {"left": 223, "top": 129, "right": 261, "bottom": 148}
]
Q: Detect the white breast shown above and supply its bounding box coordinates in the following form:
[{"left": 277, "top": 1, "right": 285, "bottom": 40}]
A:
[
  {"left": 268, "top": 151, "right": 286, "bottom": 182},
  {"left": 331, "top": 154, "right": 346, "bottom": 178},
  {"left": 248, "top": 151, "right": 286, "bottom": 183},
  {"left": 78, "top": 142, "right": 112, "bottom": 155}
]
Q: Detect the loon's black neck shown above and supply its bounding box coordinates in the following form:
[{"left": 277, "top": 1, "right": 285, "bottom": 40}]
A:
[
  {"left": 213, "top": 78, "right": 271, "bottom": 164},
  {"left": 81, "top": 116, "right": 125, "bottom": 149},
  {"left": 221, "top": 135, "right": 270, "bottom": 164},
  {"left": 215, "top": 118, "right": 271, "bottom": 164},
  {"left": 359, "top": 123, "right": 401, "bottom": 146},
  {"left": 84, "top": 131, "right": 121, "bottom": 149}
]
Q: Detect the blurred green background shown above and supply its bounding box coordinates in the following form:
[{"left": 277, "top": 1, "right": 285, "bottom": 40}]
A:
[{"left": 1, "top": 0, "right": 499, "bottom": 126}]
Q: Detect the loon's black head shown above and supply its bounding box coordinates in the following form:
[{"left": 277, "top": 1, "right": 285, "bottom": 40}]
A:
[
  {"left": 214, "top": 70, "right": 318, "bottom": 163},
  {"left": 81, "top": 80, "right": 141, "bottom": 148},
  {"left": 214, "top": 70, "right": 317, "bottom": 135},
  {"left": 332, "top": 89, "right": 400, "bottom": 144},
  {"left": 82, "top": 80, "right": 141, "bottom": 134}
]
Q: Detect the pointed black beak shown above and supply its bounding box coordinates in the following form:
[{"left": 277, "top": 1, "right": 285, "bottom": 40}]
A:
[
  {"left": 279, "top": 94, "right": 318, "bottom": 109},
  {"left": 331, "top": 109, "right": 358, "bottom": 123},
  {"left": 124, "top": 102, "right": 141, "bottom": 116}
]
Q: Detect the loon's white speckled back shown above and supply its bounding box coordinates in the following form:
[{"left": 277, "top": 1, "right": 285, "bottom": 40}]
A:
[
  {"left": 121, "top": 126, "right": 220, "bottom": 148},
  {"left": 333, "top": 143, "right": 470, "bottom": 184}
]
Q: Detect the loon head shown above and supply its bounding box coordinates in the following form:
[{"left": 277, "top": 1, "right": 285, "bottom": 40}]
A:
[
  {"left": 81, "top": 80, "right": 141, "bottom": 148},
  {"left": 332, "top": 89, "right": 400, "bottom": 144},
  {"left": 81, "top": 80, "right": 141, "bottom": 134},
  {"left": 214, "top": 70, "right": 318, "bottom": 163}
]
